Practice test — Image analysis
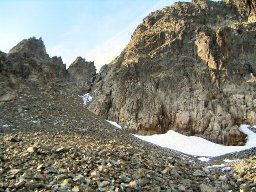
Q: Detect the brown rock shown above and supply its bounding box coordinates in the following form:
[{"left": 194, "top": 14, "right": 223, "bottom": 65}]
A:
[
  {"left": 88, "top": 0, "right": 256, "bottom": 145},
  {"left": 200, "top": 183, "right": 217, "bottom": 192},
  {"left": 0, "top": 92, "right": 16, "bottom": 102}
]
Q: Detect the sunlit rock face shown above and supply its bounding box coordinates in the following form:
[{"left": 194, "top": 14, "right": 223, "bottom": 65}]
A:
[
  {"left": 88, "top": 0, "right": 256, "bottom": 145},
  {"left": 229, "top": 0, "right": 256, "bottom": 21}
]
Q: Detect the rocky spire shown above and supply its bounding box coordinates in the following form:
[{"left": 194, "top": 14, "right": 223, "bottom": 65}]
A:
[
  {"left": 68, "top": 57, "right": 96, "bottom": 92},
  {"left": 8, "top": 37, "right": 48, "bottom": 59},
  {"left": 4, "top": 37, "right": 66, "bottom": 82}
]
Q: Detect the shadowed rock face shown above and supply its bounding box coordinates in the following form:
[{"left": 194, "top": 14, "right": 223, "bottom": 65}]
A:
[
  {"left": 0, "top": 37, "right": 99, "bottom": 102},
  {"left": 4, "top": 37, "right": 67, "bottom": 83},
  {"left": 67, "top": 57, "right": 96, "bottom": 93},
  {"left": 0, "top": 37, "right": 68, "bottom": 102},
  {"left": 88, "top": 0, "right": 256, "bottom": 145}
]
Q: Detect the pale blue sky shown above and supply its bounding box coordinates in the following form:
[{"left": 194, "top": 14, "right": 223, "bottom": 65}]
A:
[{"left": 0, "top": 0, "right": 215, "bottom": 70}]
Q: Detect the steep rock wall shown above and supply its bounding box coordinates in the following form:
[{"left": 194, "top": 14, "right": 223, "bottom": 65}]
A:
[{"left": 88, "top": 0, "right": 256, "bottom": 145}]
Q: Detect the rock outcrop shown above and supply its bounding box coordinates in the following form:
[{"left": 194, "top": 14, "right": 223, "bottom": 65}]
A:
[
  {"left": 0, "top": 37, "right": 99, "bottom": 98},
  {"left": 88, "top": 0, "right": 256, "bottom": 145},
  {"left": 229, "top": 0, "right": 256, "bottom": 21},
  {"left": 5, "top": 37, "right": 67, "bottom": 83},
  {"left": 9, "top": 37, "right": 48, "bottom": 59},
  {"left": 67, "top": 57, "right": 96, "bottom": 93},
  {"left": 0, "top": 37, "right": 70, "bottom": 102}
]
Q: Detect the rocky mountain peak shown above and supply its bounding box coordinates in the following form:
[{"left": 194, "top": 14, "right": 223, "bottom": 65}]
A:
[
  {"left": 114, "top": 0, "right": 239, "bottom": 67},
  {"left": 71, "top": 56, "right": 85, "bottom": 64},
  {"left": 88, "top": 0, "right": 256, "bottom": 146},
  {"left": 8, "top": 37, "right": 48, "bottom": 59},
  {"left": 0, "top": 37, "right": 67, "bottom": 91},
  {"left": 69, "top": 56, "right": 94, "bottom": 69},
  {"left": 68, "top": 57, "right": 96, "bottom": 92}
]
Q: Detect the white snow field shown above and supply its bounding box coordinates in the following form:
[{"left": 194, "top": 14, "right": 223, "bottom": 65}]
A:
[
  {"left": 135, "top": 125, "right": 256, "bottom": 157},
  {"left": 105, "top": 121, "right": 256, "bottom": 158}
]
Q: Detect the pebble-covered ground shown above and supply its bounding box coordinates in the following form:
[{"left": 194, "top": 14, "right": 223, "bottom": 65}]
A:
[{"left": 0, "top": 85, "right": 255, "bottom": 191}]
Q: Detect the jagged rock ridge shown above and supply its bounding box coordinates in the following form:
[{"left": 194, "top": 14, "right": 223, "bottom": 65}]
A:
[
  {"left": 67, "top": 57, "right": 96, "bottom": 93},
  {"left": 0, "top": 8, "right": 256, "bottom": 192},
  {"left": 2, "top": 37, "right": 249, "bottom": 192},
  {"left": 88, "top": 0, "right": 256, "bottom": 145},
  {"left": 0, "top": 37, "right": 97, "bottom": 102},
  {"left": 1, "top": 37, "right": 66, "bottom": 86},
  {"left": 0, "top": 37, "right": 68, "bottom": 102}
]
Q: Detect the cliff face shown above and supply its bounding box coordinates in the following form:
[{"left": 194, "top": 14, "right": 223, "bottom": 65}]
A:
[
  {"left": 88, "top": 0, "right": 256, "bottom": 145},
  {"left": 67, "top": 57, "right": 96, "bottom": 93}
]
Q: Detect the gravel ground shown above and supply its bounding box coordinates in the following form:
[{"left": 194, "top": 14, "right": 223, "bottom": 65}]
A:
[{"left": 0, "top": 85, "right": 255, "bottom": 191}]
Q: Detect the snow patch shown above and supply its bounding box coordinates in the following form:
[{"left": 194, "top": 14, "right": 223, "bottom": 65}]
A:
[
  {"left": 80, "top": 93, "right": 93, "bottom": 105},
  {"left": 2, "top": 124, "right": 11, "bottom": 128},
  {"left": 31, "top": 120, "right": 39, "bottom": 124},
  {"left": 135, "top": 125, "right": 256, "bottom": 157},
  {"left": 198, "top": 157, "right": 211, "bottom": 162},
  {"left": 207, "top": 164, "right": 225, "bottom": 169},
  {"left": 207, "top": 164, "right": 232, "bottom": 172},
  {"left": 223, "top": 159, "right": 240, "bottom": 163},
  {"left": 106, "top": 120, "right": 122, "bottom": 129},
  {"left": 221, "top": 167, "right": 232, "bottom": 172}
]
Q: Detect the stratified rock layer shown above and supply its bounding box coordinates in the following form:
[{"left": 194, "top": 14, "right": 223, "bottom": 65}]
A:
[{"left": 88, "top": 0, "right": 256, "bottom": 145}]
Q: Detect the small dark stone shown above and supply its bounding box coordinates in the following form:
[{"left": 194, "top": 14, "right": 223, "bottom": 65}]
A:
[
  {"left": 243, "top": 63, "right": 253, "bottom": 74},
  {"left": 10, "top": 137, "right": 22, "bottom": 142}
]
